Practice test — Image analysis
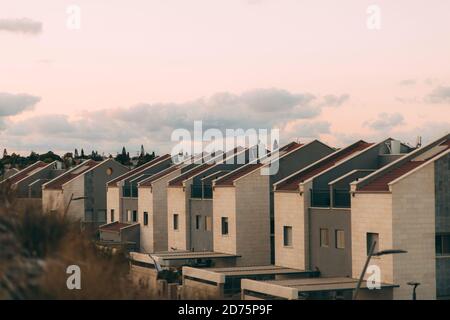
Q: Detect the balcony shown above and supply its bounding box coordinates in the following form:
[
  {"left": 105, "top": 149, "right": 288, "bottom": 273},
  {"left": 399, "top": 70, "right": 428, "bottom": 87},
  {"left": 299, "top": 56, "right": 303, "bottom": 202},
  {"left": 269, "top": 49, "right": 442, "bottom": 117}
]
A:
[
  {"left": 310, "top": 189, "right": 330, "bottom": 207},
  {"left": 310, "top": 189, "right": 350, "bottom": 208},
  {"left": 191, "top": 184, "right": 213, "bottom": 199},
  {"left": 123, "top": 185, "right": 138, "bottom": 198},
  {"left": 333, "top": 189, "right": 350, "bottom": 208}
]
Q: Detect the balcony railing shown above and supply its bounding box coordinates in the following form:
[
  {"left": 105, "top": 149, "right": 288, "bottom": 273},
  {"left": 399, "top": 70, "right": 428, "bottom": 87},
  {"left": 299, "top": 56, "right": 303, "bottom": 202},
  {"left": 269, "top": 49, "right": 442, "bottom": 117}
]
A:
[
  {"left": 191, "top": 184, "right": 213, "bottom": 199},
  {"left": 310, "top": 189, "right": 330, "bottom": 207},
  {"left": 310, "top": 189, "right": 351, "bottom": 208},
  {"left": 333, "top": 189, "right": 350, "bottom": 208},
  {"left": 123, "top": 185, "right": 138, "bottom": 198}
]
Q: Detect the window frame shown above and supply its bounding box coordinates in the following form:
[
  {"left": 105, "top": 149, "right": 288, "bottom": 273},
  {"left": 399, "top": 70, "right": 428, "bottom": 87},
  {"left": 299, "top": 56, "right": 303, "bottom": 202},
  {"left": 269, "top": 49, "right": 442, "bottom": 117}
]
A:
[
  {"left": 283, "top": 226, "right": 293, "bottom": 247},
  {"left": 221, "top": 217, "right": 229, "bottom": 236},
  {"left": 320, "top": 228, "right": 329, "bottom": 248},
  {"left": 143, "top": 212, "right": 149, "bottom": 226},
  {"left": 335, "top": 229, "right": 345, "bottom": 249},
  {"left": 173, "top": 214, "right": 179, "bottom": 231}
]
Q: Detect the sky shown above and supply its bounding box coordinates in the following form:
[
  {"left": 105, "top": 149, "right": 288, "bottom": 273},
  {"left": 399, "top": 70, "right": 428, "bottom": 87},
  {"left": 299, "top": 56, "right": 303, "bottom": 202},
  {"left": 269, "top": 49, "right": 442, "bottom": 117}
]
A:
[{"left": 1, "top": 0, "right": 449, "bottom": 156}]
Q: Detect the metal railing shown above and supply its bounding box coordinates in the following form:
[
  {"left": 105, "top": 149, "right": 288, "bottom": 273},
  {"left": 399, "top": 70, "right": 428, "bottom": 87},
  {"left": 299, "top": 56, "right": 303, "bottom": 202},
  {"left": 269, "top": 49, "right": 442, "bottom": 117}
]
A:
[
  {"left": 310, "top": 189, "right": 331, "bottom": 207},
  {"left": 191, "top": 184, "right": 213, "bottom": 199},
  {"left": 333, "top": 189, "right": 350, "bottom": 208},
  {"left": 123, "top": 185, "right": 138, "bottom": 198}
]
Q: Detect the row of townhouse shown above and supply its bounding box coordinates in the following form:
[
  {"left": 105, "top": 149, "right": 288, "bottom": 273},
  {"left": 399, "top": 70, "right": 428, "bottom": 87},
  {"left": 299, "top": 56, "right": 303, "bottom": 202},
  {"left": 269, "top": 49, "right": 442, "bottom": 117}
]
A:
[
  {"left": 183, "top": 135, "right": 450, "bottom": 299},
  {"left": 0, "top": 161, "right": 65, "bottom": 210},
  {"left": 5, "top": 134, "right": 447, "bottom": 300},
  {"left": 179, "top": 135, "right": 450, "bottom": 300},
  {"left": 1, "top": 157, "right": 130, "bottom": 227}
]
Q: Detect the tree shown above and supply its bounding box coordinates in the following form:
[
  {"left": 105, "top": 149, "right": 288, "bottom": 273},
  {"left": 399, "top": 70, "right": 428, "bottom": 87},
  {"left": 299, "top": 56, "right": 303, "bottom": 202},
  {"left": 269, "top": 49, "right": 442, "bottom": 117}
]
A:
[
  {"left": 3, "top": 149, "right": 7, "bottom": 159},
  {"left": 140, "top": 145, "right": 145, "bottom": 158},
  {"left": 74, "top": 148, "right": 79, "bottom": 159},
  {"left": 80, "top": 149, "right": 85, "bottom": 159}
]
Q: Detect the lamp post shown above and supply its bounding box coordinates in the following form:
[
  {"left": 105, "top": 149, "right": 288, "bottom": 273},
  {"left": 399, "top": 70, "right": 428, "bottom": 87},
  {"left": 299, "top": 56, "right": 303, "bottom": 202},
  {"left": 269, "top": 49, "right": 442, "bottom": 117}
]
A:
[
  {"left": 353, "top": 240, "right": 407, "bottom": 300},
  {"left": 407, "top": 282, "right": 420, "bottom": 300}
]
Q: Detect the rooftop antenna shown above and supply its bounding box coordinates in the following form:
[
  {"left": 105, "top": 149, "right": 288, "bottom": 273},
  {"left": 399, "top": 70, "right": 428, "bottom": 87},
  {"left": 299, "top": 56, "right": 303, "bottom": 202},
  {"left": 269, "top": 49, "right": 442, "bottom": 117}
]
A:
[{"left": 416, "top": 136, "right": 422, "bottom": 148}]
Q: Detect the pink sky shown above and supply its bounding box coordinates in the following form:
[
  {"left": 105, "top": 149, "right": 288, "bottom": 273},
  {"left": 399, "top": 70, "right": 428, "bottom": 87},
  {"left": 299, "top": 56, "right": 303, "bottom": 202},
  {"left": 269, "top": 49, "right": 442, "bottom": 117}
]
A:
[{"left": 1, "top": 0, "right": 449, "bottom": 155}]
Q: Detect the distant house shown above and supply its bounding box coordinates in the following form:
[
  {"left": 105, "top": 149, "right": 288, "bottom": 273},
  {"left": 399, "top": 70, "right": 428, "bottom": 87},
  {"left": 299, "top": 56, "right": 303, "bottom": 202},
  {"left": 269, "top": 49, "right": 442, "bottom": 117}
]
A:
[
  {"left": 2, "top": 168, "right": 19, "bottom": 180},
  {"left": 166, "top": 147, "right": 254, "bottom": 254},
  {"left": 106, "top": 154, "right": 173, "bottom": 224},
  {"left": 42, "top": 158, "right": 128, "bottom": 225},
  {"left": 0, "top": 161, "right": 65, "bottom": 210}
]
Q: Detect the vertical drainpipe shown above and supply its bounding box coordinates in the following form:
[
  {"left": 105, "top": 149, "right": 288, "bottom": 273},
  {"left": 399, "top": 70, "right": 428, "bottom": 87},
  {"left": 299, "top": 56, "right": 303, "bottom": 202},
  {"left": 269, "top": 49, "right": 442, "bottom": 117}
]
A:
[{"left": 186, "top": 182, "right": 192, "bottom": 251}]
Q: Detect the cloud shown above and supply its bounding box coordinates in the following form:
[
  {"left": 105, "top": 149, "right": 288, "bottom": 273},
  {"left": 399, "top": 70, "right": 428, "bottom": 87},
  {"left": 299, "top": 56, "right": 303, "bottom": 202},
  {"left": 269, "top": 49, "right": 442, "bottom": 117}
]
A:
[
  {"left": 0, "top": 18, "right": 42, "bottom": 34},
  {"left": 321, "top": 94, "right": 349, "bottom": 107},
  {"left": 425, "top": 86, "right": 450, "bottom": 104},
  {"left": 0, "top": 93, "right": 41, "bottom": 117},
  {"left": 2, "top": 88, "right": 349, "bottom": 153},
  {"left": 364, "top": 113, "right": 404, "bottom": 131},
  {"left": 284, "top": 120, "right": 331, "bottom": 139},
  {"left": 399, "top": 79, "right": 416, "bottom": 86}
]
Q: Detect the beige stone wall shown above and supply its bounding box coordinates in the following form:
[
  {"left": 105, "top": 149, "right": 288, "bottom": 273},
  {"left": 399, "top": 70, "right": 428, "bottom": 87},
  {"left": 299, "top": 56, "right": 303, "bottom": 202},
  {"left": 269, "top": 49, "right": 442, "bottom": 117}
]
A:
[
  {"left": 274, "top": 190, "right": 308, "bottom": 269},
  {"left": 182, "top": 278, "right": 223, "bottom": 299},
  {"left": 138, "top": 186, "right": 154, "bottom": 253},
  {"left": 391, "top": 162, "right": 436, "bottom": 300},
  {"left": 42, "top": 189, "right": 64, "bottom": 213},
  {"left": 63, "top": 175, "right": 86, "bottom": 221},
  {"left": 106, "top": 186, "right": 120, "bottom": 223},
  {"left": 138, "top": 169, "right": 181, "bottom": 253},
  {"left": 167, "top": 186, "right": 189, "bottom": 250},
  {"left": 351, "top": 193, "right": 394, "bottom": 284},
  {"left": 352, "top": 162, "right": 437, "bottom": 300},
  {"left": 213, "top": 187, "right": 237, "bottom": 255},
  {"left": 235, "top": 170, "right": 271, "bottom": 266}
]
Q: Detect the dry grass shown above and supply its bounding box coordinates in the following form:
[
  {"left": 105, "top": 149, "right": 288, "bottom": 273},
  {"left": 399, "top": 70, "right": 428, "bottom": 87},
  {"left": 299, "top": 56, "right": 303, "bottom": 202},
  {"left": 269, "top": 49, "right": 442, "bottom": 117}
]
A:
[{"left": 0, "top": 184, "right": 154, "bottom": 300}]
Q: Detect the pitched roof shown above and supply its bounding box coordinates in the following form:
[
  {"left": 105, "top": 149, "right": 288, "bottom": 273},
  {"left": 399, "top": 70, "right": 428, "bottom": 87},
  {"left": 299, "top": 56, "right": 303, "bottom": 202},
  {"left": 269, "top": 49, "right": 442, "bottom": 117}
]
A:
[
  {"left": 214, "top": 142, "right": 303, "bottom": 187},
  {"left": 107, "top": 154, "right": 171, "bottom": 186},
  {"left": 138, "top": 165, "right": 180, "bottom": 187},
  {"left": 276, "top": 140, "right": 373, "bottom": 191},
  {"left": 168, "top": 163, "right": 214, "bottom": 186},
  {"left": 358, "top": 160, "right": 425, "bottom": 192},
  {"left": 358, "top": 137, "right": 450, "bottom": 192},
  {"left": 4, "top": 161, "right": 49, "bottom": 185},
  {"left": 214, "top": 164, "right": 264, "bottom": 186},
  {"left": 43, "top": 160, "right": 99, "bottom": 190}
]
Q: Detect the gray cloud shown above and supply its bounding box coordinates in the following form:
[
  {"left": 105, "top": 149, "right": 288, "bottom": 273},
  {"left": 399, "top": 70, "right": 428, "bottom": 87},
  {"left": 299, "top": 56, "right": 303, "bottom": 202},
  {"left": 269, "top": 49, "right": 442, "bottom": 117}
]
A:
[
  {"left": 425, "top": 86, "right": 450, "bottom": 104},
  {"left": 335, "top": 121, "right": 449, "bottom": 148},
  {"left": 0, "top": 93, "right": 41, "bottom": 117},
  {"left": 0, "top": 18, "right": 42, "bottom": 34},
  {"left": 399, "top": 79, "right": 416, "bottom": 86},
  {"left": 364, "top": 113, "right": 404, "bottom": 131},
  {"left": 321, "top": 94, "right": 350, "bottom": 107},
  {"left": 285, "top": 121, "right": 331, "bottom": 139},
  {"left": 3, "top": 88, "right": 349, "bottom": 153}
]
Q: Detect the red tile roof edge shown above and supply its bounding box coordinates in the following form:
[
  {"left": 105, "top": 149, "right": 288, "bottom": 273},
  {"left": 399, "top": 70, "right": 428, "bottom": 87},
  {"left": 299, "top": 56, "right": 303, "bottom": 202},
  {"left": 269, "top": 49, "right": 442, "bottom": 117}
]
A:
[
  {"left": 138, "top": 165, "right": 180, "bottom": 187},
  {"left": 43, "top": 159, "right": 99, "bottom": 190},
  {"left": 107, "top": 154, "right": 171, "bottom": 186},
  {"left": 213, "top": 141, "right": 304, "bottom": 186},
  {"left": 357, "top": 137, "right": 450, "bottom": 192},
  {"left": 275, "top": 140, "right": 373, "bottom": 191},
  {"left": 3, "top": 161, "right": 50, "bottom": 185},
  {"left": 168, "top": 164, "right": 214, "bottom": 187}
]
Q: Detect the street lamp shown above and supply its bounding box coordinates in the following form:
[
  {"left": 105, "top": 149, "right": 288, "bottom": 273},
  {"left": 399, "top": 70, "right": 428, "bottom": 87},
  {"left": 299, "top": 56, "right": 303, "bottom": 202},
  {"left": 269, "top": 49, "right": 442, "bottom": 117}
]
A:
[
  {"left": 407, "top": 282, "right": 420, "bottom": 300},
  {"left": 353, "top": 240, "right": 407, "bottom": 300}
]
